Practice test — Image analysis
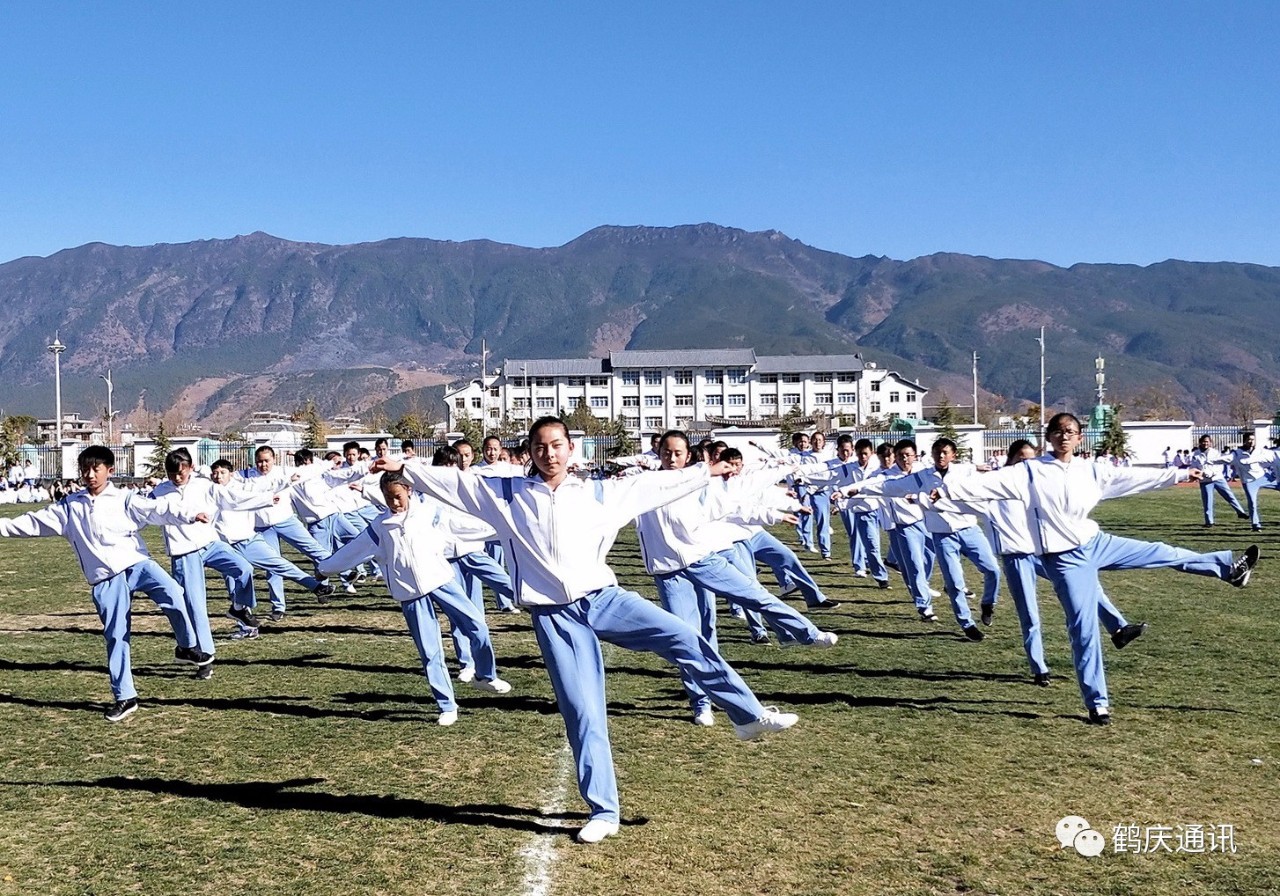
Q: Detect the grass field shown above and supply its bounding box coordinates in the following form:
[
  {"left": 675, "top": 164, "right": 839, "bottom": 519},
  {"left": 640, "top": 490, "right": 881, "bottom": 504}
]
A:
[{"left": 0, "top": 486, "right": 1277, "bottom": 896}]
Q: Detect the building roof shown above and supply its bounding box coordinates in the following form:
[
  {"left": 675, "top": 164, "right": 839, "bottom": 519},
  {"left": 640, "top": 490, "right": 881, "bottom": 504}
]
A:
[
  {"left": 502, "top": 358, "right": 608, "bottom": 376},
  {"left": 755, "top": 354, "right": 866, "bottom": 373},
  {"left": 609, "top": 349, "right": 757, "bottom": 368},
  {"left": 874, "top": 370, "right": 928, "bottom": 391}
]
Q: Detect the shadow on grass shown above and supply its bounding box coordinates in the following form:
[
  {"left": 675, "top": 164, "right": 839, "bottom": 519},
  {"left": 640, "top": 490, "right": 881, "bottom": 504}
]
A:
[
  {"left": 0, "top": 775, "right": 642, "bottom": 835},
  {"left": 751, "top": 689, "right": 1045, "bottom": 720}
]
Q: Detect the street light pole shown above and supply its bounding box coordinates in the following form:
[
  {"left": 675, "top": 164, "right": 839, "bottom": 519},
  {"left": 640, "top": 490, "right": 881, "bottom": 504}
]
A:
[
  {"left": 48, "top": 336, "right": 66, "bottom": 446},
  {"left": 971, "top": 351, "right": 979, "bottom": 425},
  {"left": 100, "top": 369, "right": 115, "bottom": 444},
  {"left": 1036, "top": 326, "right": 1047, "bottom": 441}
]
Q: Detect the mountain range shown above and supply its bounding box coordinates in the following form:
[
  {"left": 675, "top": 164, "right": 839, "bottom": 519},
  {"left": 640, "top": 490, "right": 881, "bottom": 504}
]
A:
[{"left": 2, "top": 223, "right": 1277, "bottom": 430}]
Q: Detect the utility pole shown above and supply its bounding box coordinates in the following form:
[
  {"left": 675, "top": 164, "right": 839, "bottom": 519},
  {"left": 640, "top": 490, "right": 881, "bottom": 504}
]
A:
[
  {"left": 1036, "top": 326, "right": 1047, "bottom": 440},
  {"left": 100, "top": 369, "right": 115, "bottom": 444},
  {"left": 971, "top": 351, "right": 980, "bottom": 425},
  {"left": 48, "top": 335, "right": 66, "bottom": 445},
  {"left": 480, "top": 339, "right": 488, "bottom": 436}
]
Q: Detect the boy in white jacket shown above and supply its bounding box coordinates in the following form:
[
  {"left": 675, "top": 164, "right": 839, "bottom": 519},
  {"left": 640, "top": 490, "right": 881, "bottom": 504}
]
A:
[
  {"left": 0, "top": 446, "right": 211, "bottom": 721},
  {"left": 318, "top": 471, "right": 511, "bottom": 726}
]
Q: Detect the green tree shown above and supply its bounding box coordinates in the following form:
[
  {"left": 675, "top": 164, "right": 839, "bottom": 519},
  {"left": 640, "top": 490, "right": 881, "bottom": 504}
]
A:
[
  {"left": 298, "top": 401, "right": 327, "bottom": 449},
  {"left": 563, "top": 397, "right": 609, "bottom": 436},
  {"left": 931, "top": 392, "right": 961, "bottom": 443},
  {"left": 1095, "top": 403, "right": 1129, "bottom": 459},
  {"left": 0, "top": 415, "right": 36, "bottom": 465},
  {"left": 393, "top": 412, "right": 433, "bottom": 439},
  {"left": 603, "top": 416, "right": 636, "bottom": 458},
  {"left": 454, "top": 410, "right": 484, "bottom": 447},
  {"left": 495, "top": 413, "right": 527, "bottom": 440},
  {"left": 146, "top": 420, "right": 173, "bottom": 477},
  {"left": 930, "top": 391, "right": 967, "bottom": 457},
  {"left": 778, "top": 404, "right": 805, "bottom": 448}
]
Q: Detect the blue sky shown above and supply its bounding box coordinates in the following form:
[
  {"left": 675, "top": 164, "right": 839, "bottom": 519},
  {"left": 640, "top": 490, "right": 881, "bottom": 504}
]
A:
[{"left": 2, "top": 2, "right": 1277, "bottom": 267}]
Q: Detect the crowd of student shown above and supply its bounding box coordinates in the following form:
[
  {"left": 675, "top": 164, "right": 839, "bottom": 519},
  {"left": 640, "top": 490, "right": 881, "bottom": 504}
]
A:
[{"left": 0, "top": 418, "right": 1267, "bottom": 844}]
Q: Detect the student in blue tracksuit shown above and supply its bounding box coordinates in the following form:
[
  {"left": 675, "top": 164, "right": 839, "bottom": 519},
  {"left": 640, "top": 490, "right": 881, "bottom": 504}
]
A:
[
  {"left": 371, "top": 417, "right": 799, "bottom": 845},
  {"left": 1227, "top": 433, "right": 1279, "bottom": 531},
  {"left": 939, "top": 414, "right": 1260, "bottom": 725},
  {"left": 1189, "top": 435, "right": 1247, "bottom": 526},
  {"left": 0, "top": 446, "right": 210, "bottom": 721},
  {"left": 319, "top": 471, "right": 512, "bottom": 726}
]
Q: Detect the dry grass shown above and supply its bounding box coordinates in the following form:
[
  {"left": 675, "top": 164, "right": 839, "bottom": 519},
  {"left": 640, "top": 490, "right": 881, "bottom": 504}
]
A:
[{"left": 0, "top": 488, "right": 1278, "bottom": 895}]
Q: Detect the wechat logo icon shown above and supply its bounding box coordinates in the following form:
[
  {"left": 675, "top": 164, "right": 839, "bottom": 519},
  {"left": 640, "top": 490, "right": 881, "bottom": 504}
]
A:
[{"left": 1056, "top": 816, "right": 1106, "bottom": 857}]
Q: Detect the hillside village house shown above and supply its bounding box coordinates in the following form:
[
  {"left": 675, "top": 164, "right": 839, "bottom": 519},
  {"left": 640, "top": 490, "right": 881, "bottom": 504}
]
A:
[{"left": 443, "top": 349, "right": 927, "bottom": 435}]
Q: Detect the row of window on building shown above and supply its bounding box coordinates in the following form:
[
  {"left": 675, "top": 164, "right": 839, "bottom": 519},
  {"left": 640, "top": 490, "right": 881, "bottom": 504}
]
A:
[{"left": 458, "top": 389, "right": 917, "bottom": 412}]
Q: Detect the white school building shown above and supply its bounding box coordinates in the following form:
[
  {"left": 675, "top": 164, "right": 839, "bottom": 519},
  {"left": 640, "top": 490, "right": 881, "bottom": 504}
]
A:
[{"left": 443, "top": 348, "right": 927, "bottom": 435}]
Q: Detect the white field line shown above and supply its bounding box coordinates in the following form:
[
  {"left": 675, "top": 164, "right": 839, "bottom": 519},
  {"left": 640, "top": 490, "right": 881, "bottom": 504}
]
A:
[
  {"left": 516, "top": 641, "right": 618, "bottom": 896},
  {"left": 517, "top": 740, "right": 575, "bottom": 896}
]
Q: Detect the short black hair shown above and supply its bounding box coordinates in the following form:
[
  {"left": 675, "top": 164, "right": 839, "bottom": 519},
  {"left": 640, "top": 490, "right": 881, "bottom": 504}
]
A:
[
  {"left": 211, "top": 459, "right": 234, "bottom": 473},
  {"left": 432, "top": 446, "right": 460, "bottom": 467},
  {"left": 294, "top": 448, "right": 314, "bottom": 465},
  {"left": 342, "top": 441, "right": 360, "bottom": 453},
  {"left": 164, "top": 448, "right": 193, "bottom": 476},
  {"left": 78, "top": 445, "right": 114, "bottom": 469}
]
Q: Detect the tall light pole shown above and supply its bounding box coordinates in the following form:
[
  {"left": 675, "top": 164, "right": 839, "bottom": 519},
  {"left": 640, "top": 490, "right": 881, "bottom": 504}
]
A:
[
  {"left": 48, "top": 336, "right": 66, "bottom": 445},
  {"left": 1035, "top": 326, "right": 1047, "bottom": 441},
  {"left": 479, "top": 339, "right": 488, "bottom": 436},
  {"left": 100, "top": 369, "right": 115, "bottom": 444},
  {"left": 971, "top": 351, "right": 980, "bottom": 425}
]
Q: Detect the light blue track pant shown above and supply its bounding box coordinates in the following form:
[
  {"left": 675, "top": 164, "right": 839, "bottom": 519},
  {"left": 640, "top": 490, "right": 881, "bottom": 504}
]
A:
[
  {"left": 1242, "top": 477, "right": 1280, "bottom": 528},
  {"left": 454, "top": 550, "right": 517, "bottom": 612},
  {"left": 933, "top": 526, "right": 1001, "bottom": 627},
  {"left": 1003, "top": 553, "right": 1131, "bottom": 678},
  {"left": 400, "top": 594, "right": 458, "bottom": 713},
  {"left": 839, "top": 507, "right": 889, "bottom": 581},
  {"left": 889, "top": 522, "right": 934, "bottom": 612},
  {"left": 257, "top": 518, "right": 331, "bottom": 610},
  {"left": 725, "top": 542, "right": 769, "bottom": 641},
  {"left": 228, "top": 534, "right": 322, "bottom": 612},
  {"left": 689, "top": 552, "right": 821, "bottom": 644},
  {"left": 529, "top": 586, "right": 768, "bottom": 823},
  {"left": 1041, "top": 532, "right": 1234, "bottom": 711},
  {"left": 809, "top": 491, "right": 832, "bottom": 557},
  {"left": 794, "top": 483, "right": 814, "bottom": 550},
  {"left": 433, "top": 572, "right": 501, "bottom": 679},
  {"left": 91, "top": 560, "right": 198, "bottom": 700},
  {"left": 172, "top": 541, "right": 255, "bottom": 654},
  {"left": 1200, "top": 480, "right": 1245, "bottom": 525},
  {"left": 745, "top": 529, "right": 830, "bottom": 606}
]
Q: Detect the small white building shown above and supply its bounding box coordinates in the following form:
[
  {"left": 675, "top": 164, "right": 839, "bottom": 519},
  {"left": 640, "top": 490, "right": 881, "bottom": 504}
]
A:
[
  {"left": 37, "top": 413, "right": 103, "bottom": 445},
  {"left": 443, "top": 348, "right": 928, "bottom": 435},
  {"left": 243, "top": 412, "right": 307, "bottom": 453}
]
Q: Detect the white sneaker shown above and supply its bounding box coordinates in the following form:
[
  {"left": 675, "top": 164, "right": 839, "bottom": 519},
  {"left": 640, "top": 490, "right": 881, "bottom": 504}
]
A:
[
  {"left": 471, "top": 677, "right": 512, "bottom": 694},
  {"left": 854, "top": 569, "right": 868, "bottom": 578},
  {"left": 813, "top": 631, "right": 838, "bottom": 648},
  {"left": 577, "top": 818, "right": 620, "bottom": 844},
  {"left": 344, "top": 582, "right": 357, "bottom": 595},
  {"left": 734, "top": 706, "right": 799, "bottom": 741},
  {"left": 437, "top": 710, "right": 458, "bottom": 727},
  {"left": 457, "top": 666, "right": 476, "bottom": 683},
  {"left": 693, "top": 708, "right": 715, "bottom": 727},
  {"left": 929, "top": 588, "right": 942, "bottom": 599}
]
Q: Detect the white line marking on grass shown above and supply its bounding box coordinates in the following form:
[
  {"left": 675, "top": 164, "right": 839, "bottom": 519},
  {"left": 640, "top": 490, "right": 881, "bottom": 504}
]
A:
[{"left": 518, "top": 741, "right": 575, "bottom": 896}]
